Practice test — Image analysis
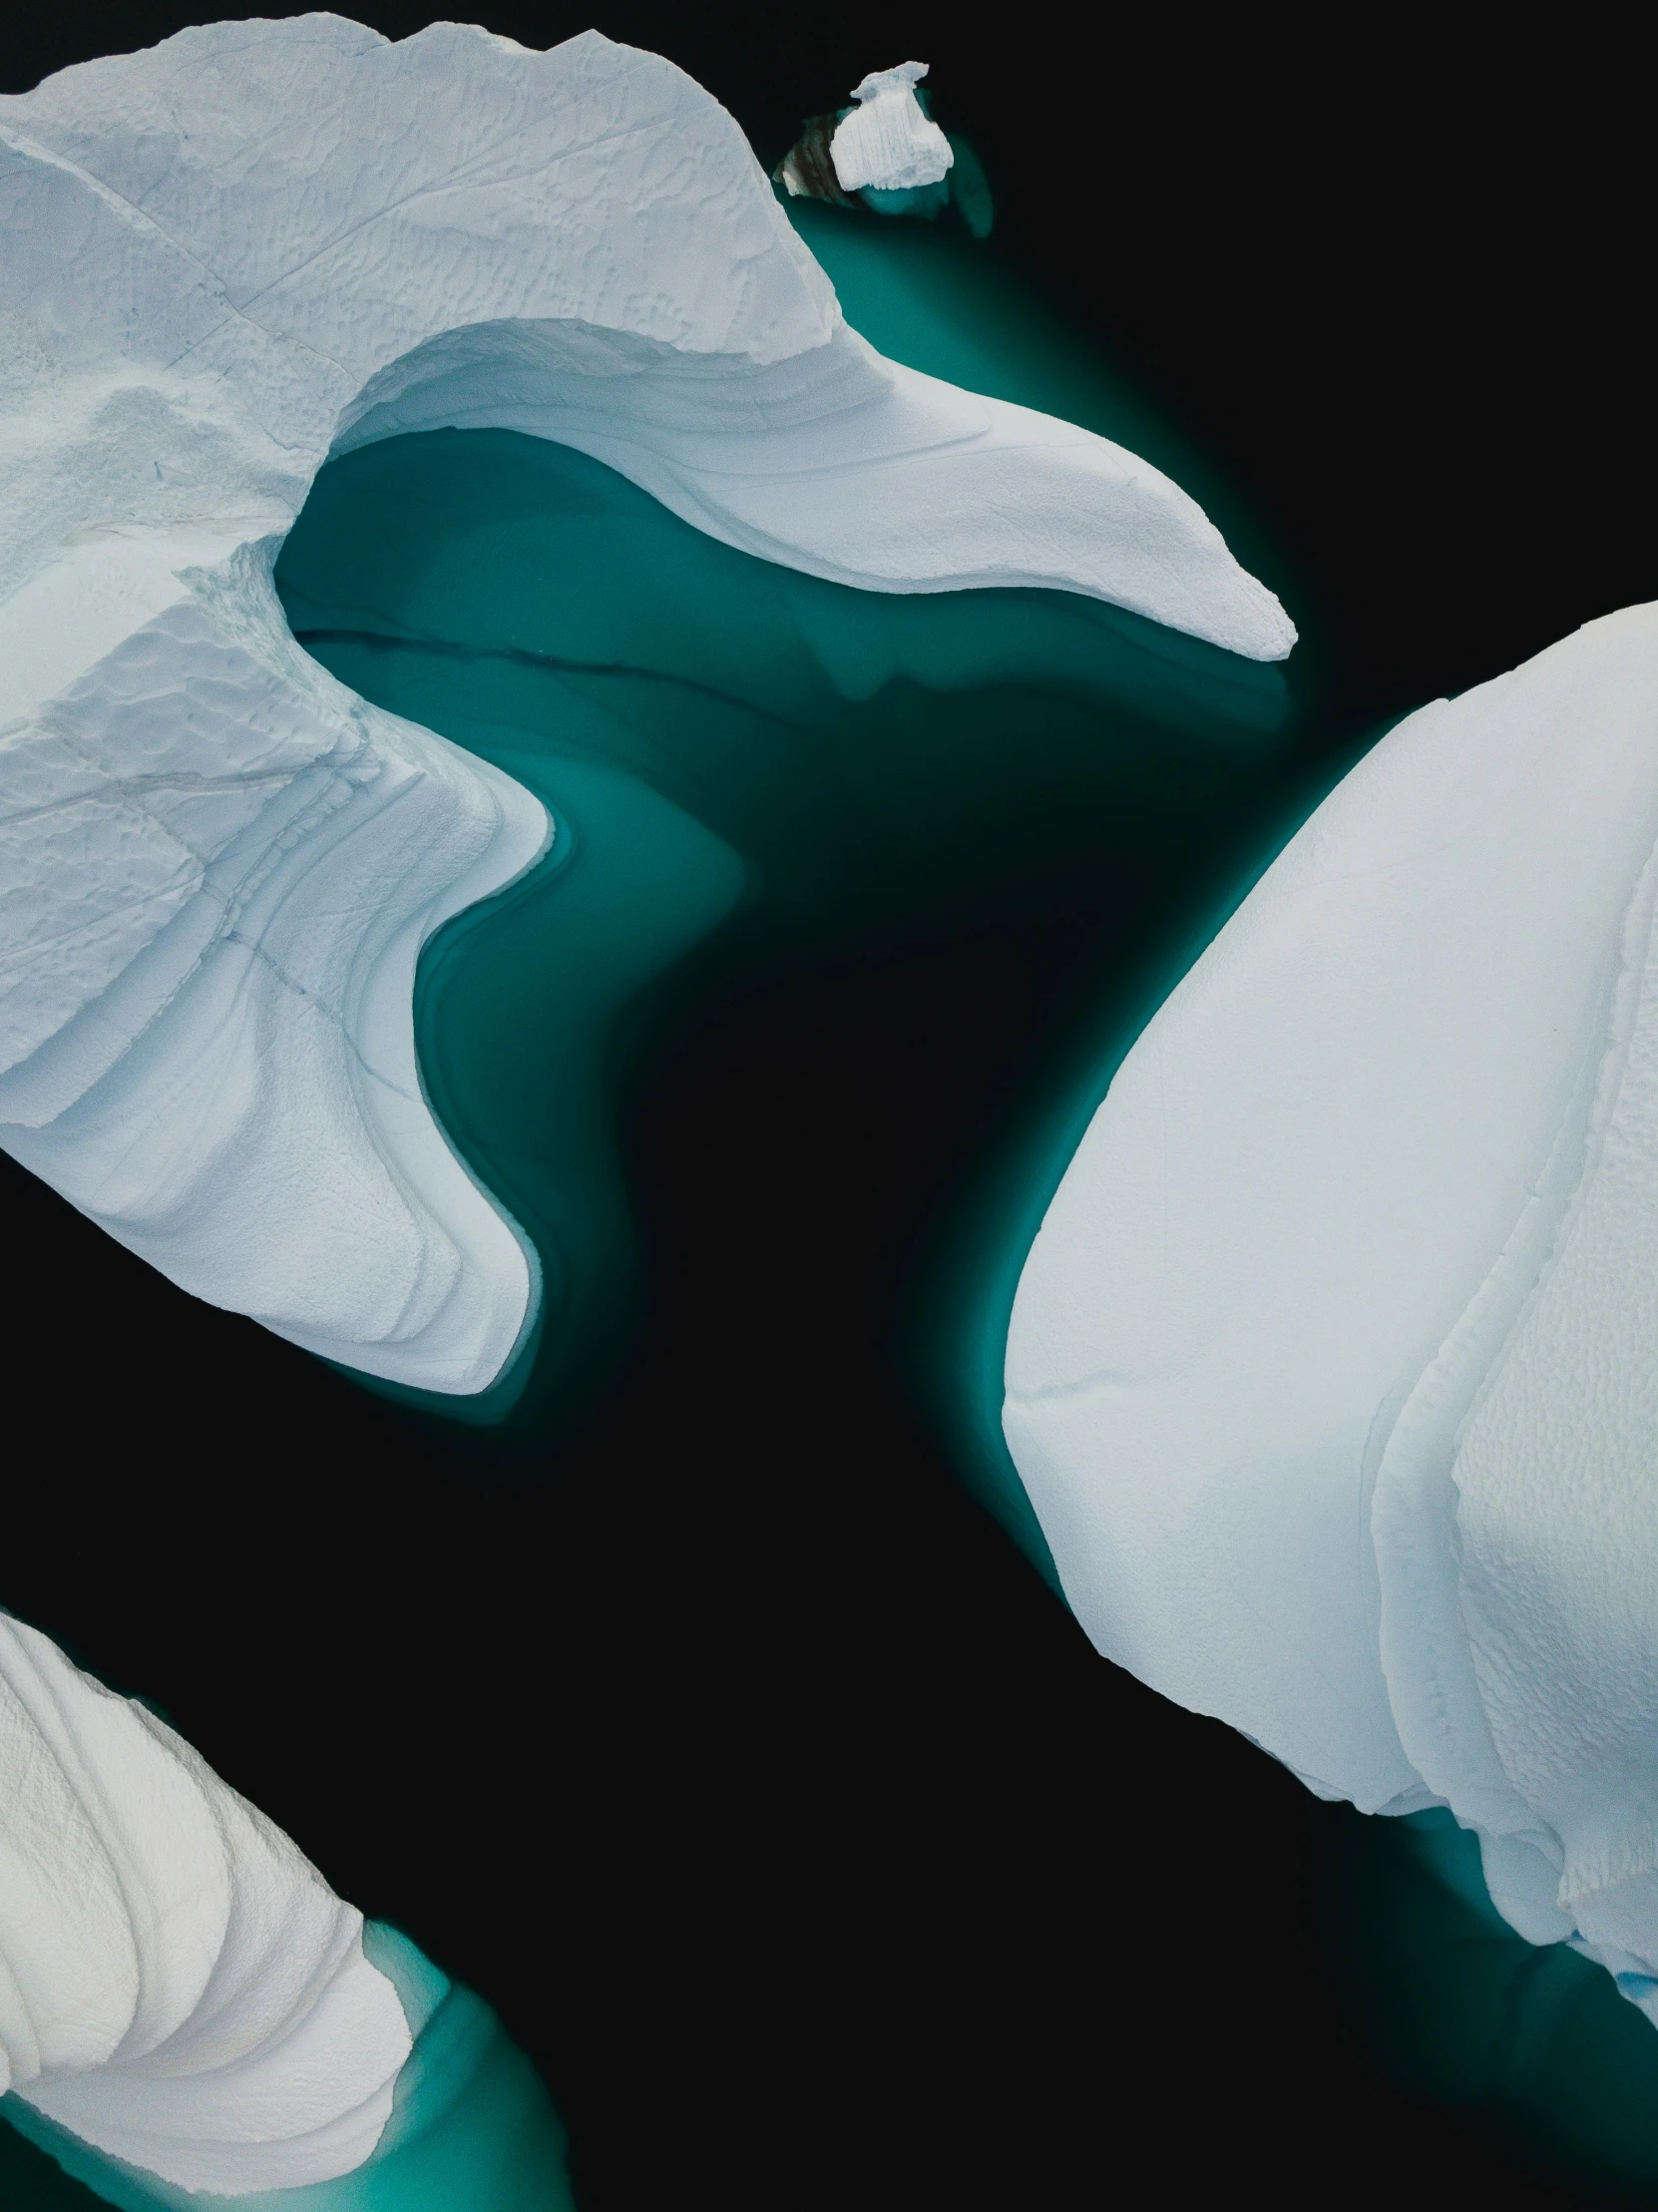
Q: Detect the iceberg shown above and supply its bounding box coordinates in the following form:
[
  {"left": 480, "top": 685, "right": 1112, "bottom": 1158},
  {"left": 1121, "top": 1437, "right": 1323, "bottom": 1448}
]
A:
[
  {"left": 775, "top": 64, "right": 986, "bottom": 232},
  {"left": 276, "top": 413, "right": 1290, "bottom": 1437},
  {"left": 0, "top": 1610, "right": 410, "bottom": 2194},
  {"left": 0, "top": 1614, "right": 576, "bottom": 2208},
  {"left": 0, "top": 15, "right": 1292, "bottom": 1396},
  {"left": 828, "top": 64, "right": 954, "bottom": 195},
  {"left": 1003, "top": 605, "right": 1658, "bottom": 2011}
]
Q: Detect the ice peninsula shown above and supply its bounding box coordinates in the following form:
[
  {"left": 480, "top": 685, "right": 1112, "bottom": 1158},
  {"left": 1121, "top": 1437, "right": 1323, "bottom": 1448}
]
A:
[
  {"left": 0, "top": 1611, "right": 412, "bottom": 2194},
  {"left": 1005, "top": 606, "right": 1658, "bottom": 2011},
  {"left": 0, "top": 15, "right": 1292, "bottom": 1394}
]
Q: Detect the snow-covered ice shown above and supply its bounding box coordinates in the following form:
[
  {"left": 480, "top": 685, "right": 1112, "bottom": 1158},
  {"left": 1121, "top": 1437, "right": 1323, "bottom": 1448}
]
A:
[
  {"left": 1004, "top": 605, "right": 1658, "bottom": 2011},
  {"left": 0, "top": 15, "right": 1293, "bottom": 1394},
  {"left": 0, "top": 1611, "right": 412, "bottom": 2194},
  {"left": 828, "top": 63, "right": 955, "bottom": 194}
]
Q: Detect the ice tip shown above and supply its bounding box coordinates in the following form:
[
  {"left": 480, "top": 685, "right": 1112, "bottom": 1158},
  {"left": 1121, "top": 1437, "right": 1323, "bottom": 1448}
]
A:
[{"left": 852, "top": 60, "right": 930, "bottom": 101}]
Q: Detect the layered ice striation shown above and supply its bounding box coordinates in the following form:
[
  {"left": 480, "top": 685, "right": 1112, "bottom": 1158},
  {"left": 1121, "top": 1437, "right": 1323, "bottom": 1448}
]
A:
[
  {"left": 0, "top": 14, "right": 1292, "bottom": 1395},
  {"left": 0, "top": 1616, "right": 576, "bottom": 2208},
  {"left": 1003, "top": 606, "right": 1658, "bottom": 2012},
  {"left": 0, "top": 1612, "right": 411, "bottom": 2195}
]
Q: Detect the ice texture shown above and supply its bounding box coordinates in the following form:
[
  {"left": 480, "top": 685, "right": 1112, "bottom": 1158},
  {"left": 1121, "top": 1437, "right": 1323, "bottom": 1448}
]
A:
[
  {"left": 1003, "top": 605, "right": 1658, "bottom": 2010},
  {"left": 829, "top": 63, "right": 955, "bottom": 194},
  {"left": 0, "top": 1612, "right": 412, "bottom": 2195},
  {"left": 0, "top": 16, "right": 1292, "bottom": 1395}
]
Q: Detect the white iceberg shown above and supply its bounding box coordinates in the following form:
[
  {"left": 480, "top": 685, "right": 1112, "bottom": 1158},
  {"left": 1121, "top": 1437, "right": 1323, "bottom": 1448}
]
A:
[
  {"left": 1004, "top": 604, "right": 1658, "bottom": 2009},
  {"left": 0, "top": 1610, "right": 413, "bottom": 2194},
  {"left": 829, "top": 62, "right": 955, "bottom": 195},
  {"left": 0, "top": 14, "right": 1293, "bottom": 1395}
]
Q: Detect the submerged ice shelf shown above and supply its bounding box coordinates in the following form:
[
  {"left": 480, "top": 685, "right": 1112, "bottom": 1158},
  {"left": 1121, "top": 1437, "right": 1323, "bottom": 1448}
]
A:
[
  {"left": 0, "top": 13, "right": 1292, "bottom": 1395},
  {"left": 1003, "top": 605, "right": 1658, "bottom": 2013}
]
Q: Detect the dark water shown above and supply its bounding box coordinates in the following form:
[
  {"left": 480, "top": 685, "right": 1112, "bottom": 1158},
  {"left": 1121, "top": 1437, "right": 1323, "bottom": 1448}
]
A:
[
  {"left": 7, "top": 183, "right": 1657, "bottom": 2212},
  {"left": 277, "top": 194, "right": 1658, "bottom": 2205},
  {"left": 7, "top": 192, "right": 1312, "bottom": 2211},
  {"left": 1337, "top": 1815, "right": 1658, "bottom": 2198}
]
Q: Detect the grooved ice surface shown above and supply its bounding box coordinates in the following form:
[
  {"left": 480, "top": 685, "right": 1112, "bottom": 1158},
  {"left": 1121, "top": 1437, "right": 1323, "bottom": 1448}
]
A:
[
  {"left": 0, "top": 1613, "right": 411, "bottom": 2194},
  {"left": 1004, "top": 605, "right": 1658, "bottom": 2009},
  {"left": 0, "top": 14, "right": 1292, "bottom": 1394}
]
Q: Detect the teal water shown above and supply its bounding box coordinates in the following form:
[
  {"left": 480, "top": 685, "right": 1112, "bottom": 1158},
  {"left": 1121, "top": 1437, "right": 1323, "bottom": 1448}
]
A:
[
  {"left": 273, "top": 199, "right": 1298, "bottom": 1505},
  {"left": 15, "top": 193, "right": 1650, "bottom": 2212},
  {"left": 0, "top": 1928, "right": 575, "bottom": 2212},
  {"left": 278, "top": 432, "right": 1290, "bottom": 1461},
  {"left": 2, "top": 191, "right": 1304, "bottom": 2212},
  {"left": 1339, "top": 1812, "right": 1658, "bottom": 2195},
  {"left": 794, "top": 211, "right": 1658, "bottom": 2193}
]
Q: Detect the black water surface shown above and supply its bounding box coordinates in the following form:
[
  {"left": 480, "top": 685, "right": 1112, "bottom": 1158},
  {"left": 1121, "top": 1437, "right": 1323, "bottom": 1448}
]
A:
[
  {"left": 274, "top": 420, "right": 1296, "bottom": 1545},
  {"left": 7, "top": 12, "right": 1658, "bottom": 2211}
]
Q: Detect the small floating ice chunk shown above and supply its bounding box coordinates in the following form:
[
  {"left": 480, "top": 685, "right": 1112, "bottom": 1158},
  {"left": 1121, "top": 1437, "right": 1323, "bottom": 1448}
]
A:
[
  {"left": 0, "top": 1612, "right": 413, "bottom": 2194},
  {"left": 829, "top": 63, "right": 956, "bottom": 194},
  {"left": 1002, "top": 603, "right": 1658, "bottom": 2016}
]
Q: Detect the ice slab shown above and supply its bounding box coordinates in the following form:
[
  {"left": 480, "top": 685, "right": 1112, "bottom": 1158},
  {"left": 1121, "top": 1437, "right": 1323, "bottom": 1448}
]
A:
[
  {"left": 0, "top": 15, "right": 1292, "bottom": 1394},
  {"left": 0, "top": 1613, "right": 411, "bottom": 2195},
  {"left": 1003, "top": 604, "right": 1658, "bottom": 2007}
]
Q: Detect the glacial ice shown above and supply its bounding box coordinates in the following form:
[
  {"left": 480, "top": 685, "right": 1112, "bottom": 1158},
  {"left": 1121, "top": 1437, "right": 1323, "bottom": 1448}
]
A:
[
  {"left": 0, "top": 1611, "right": 411, "bottom": 2194},
  {"left": 828, "top": 63, "right": 955, "bottom": 195},
  {"left": 0, "top": 14, "right": 1292, "bottom": 1395},
  {"left": 1003, "top": 605, "right": 1658, "bottom": 2011}
]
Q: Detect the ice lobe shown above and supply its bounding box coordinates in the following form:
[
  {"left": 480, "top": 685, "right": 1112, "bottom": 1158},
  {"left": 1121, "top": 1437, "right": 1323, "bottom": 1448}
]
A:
[
  {"left": 0, "top": 17, "right": 1292, "bottom": 1396},
  {"left": 1003, "top": 605, "right": 1658, "bottom": 2010},
  {"left": 829, "top": 63, "right": 954, "bottom": 194},
  {"left": 0, "top": 1611, "right": 412, "bottom": 2194}
]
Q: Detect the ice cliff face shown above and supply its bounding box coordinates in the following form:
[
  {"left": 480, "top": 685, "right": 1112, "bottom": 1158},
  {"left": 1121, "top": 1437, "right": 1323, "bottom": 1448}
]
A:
[
  {"left": 1004, "top": 605, "right": 1658, "bottom": 2011},
  {"left": 0, "top": 1611, "right": 411, "bottom": 2194},
  {"left": 0, "top": 15, "right": 1292, "bottom": 1394}
]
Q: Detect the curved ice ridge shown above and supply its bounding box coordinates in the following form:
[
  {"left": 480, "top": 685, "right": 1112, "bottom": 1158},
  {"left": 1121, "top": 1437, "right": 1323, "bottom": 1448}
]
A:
[
  {"left": 1004, "top": 604, "right": 1658, "bottom": 2013},
  {"left": 0, "top": 1611, "right": 413, "bottom": 2194},
  {"left": 0, "top": 15, "right": 1292, "bottom": 1393}
]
